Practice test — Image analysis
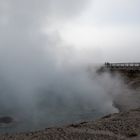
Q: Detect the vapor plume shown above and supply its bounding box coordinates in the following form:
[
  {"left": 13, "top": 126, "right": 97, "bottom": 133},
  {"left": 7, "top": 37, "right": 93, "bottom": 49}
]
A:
[{"left": 0, "top": 0, "right": 139, "bottom": 132}]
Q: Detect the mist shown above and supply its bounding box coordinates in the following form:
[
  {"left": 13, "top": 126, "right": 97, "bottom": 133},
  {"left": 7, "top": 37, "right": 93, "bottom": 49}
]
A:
[{"left": 0, "top": 0, "right": 139, "bottom": 132}]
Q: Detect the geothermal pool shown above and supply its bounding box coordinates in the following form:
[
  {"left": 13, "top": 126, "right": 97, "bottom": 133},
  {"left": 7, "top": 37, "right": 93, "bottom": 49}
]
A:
[{"left": 0, "top": 105, "right": 106, "bottom": 133}]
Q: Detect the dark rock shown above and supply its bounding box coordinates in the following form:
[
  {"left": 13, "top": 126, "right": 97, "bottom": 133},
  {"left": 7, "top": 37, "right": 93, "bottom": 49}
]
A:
[
  {"left": 0, "top": 116, "right": 13, "bottom": 124},
  {"left": 127, "top": 132, "right": 138, "bottom": 137},
  {"left": 102, "top": 114, "right": 112, "bottom": 119}
]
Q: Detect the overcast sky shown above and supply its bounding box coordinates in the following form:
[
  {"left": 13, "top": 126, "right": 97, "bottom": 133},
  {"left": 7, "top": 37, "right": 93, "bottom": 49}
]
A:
[
  {"left": 59, "top": 0, "right": 140, "bottom": 62},
  {"left": 0, "top": 0, "right": 140, "bottom": 63}
]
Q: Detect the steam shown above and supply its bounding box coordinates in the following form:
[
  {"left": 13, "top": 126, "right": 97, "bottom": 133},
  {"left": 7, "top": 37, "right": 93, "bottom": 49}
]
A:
[{"left": 0, "top": 0, "right": 139, "bottom": 132}]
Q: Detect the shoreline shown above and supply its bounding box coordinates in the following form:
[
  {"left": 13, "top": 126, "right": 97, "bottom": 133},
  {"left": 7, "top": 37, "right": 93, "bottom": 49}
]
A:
[{"left": 0, "top": 108, "right": 140, "bottom": 140}]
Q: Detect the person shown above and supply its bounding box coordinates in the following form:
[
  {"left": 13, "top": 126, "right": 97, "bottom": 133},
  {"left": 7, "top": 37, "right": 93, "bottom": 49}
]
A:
[
  {"left": 106, "top": 62, "right": 110, "bottom": 67},
  {"left": 105, "top": 62, "right": 110, "bottom": 68}
]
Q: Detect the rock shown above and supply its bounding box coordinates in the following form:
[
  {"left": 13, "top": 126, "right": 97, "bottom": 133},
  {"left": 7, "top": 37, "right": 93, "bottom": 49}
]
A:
[{"left": 0, "top": 116, "right": 13, "bottom": 124}]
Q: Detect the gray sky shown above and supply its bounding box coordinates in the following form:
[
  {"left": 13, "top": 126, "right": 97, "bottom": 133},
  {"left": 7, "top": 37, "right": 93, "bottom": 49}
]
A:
[
  {"left": 59, "top": 0, "right": 140, "bottom": 62},
  {"left": 0, "top": 0, "right": 140, "bottom": 62}
]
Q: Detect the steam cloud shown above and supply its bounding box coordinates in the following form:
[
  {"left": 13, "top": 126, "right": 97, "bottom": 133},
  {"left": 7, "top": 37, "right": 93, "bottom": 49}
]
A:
[{"left": 0, "top": 0, "right": 138, "bottom": 132}]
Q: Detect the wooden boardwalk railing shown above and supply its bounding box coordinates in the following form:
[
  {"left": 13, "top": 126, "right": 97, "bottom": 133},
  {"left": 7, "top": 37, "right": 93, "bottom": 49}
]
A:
[{"left": 104, "top": 63, "right": 140, "bottom": 71}]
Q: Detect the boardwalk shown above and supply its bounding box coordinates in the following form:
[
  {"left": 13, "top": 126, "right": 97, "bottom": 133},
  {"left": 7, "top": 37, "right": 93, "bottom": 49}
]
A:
[{"left": 105, "top": 63, "right": 140, "bottom": 71}]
